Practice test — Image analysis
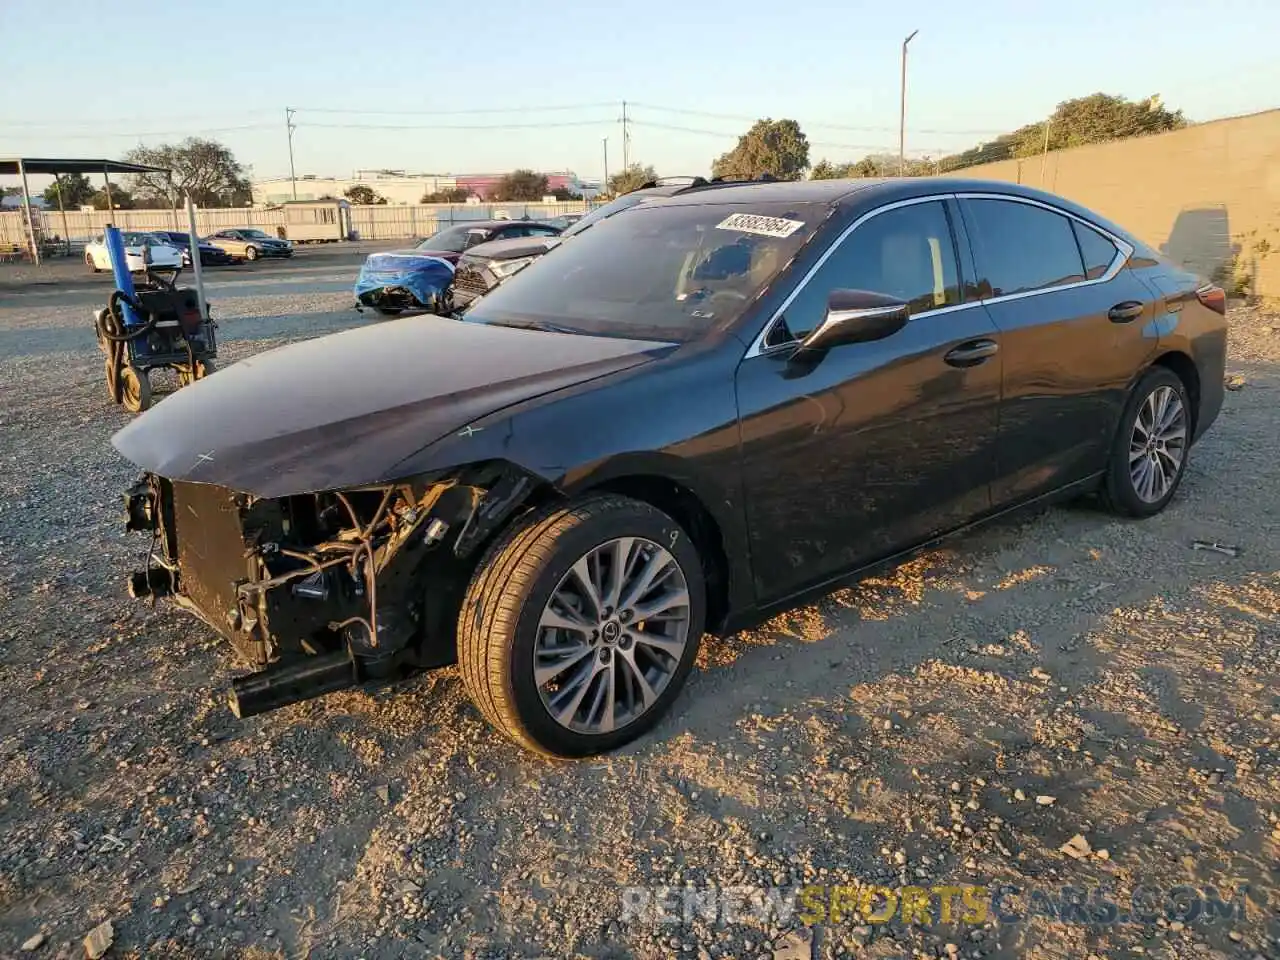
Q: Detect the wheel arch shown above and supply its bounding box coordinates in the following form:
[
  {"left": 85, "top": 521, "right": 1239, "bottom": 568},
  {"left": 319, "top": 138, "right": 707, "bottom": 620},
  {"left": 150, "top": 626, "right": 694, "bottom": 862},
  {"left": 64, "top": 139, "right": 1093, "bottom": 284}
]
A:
[
  {"left": 562, "top": 456, "right": 748, "bottom": 634},
  {"left": 1150, "top": 350, "right": 1200, "bottom": 434}
]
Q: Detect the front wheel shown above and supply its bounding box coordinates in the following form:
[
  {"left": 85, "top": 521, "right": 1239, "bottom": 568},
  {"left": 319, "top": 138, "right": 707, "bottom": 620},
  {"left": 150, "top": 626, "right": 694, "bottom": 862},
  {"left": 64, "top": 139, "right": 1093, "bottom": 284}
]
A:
[
  {"left": 244, "top": 246, "right": 259, "bottom": 261},
  {"left": 458, "top": 495, "right": 705, "bottom": 758},
  {"left": 85, "top": 251, "right": 99, "bottom": 272},
  {"left": 1100, "top": 366, "right": 1191, "bottom": 517}
]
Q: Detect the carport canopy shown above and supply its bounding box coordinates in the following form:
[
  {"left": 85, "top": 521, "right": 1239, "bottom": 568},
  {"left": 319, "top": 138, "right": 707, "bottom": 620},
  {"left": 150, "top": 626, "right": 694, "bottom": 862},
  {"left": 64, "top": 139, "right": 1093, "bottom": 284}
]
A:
[{"left": 1, "top": 156, "right": 172, "bottom": 264}]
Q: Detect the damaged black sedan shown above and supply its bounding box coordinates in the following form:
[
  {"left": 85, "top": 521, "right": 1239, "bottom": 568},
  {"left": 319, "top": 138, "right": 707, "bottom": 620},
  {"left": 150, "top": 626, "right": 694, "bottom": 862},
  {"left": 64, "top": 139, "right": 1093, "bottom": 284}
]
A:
[{"left": 114, "top": 178, "right": 1226, "bottom": 757}]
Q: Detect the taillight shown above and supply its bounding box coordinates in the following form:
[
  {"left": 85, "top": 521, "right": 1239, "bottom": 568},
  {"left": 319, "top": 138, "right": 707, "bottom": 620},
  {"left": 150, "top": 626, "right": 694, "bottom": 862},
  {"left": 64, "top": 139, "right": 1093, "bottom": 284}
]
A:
[{"left": 1196, "top": 283, "right": 1226, "bottom": 315}]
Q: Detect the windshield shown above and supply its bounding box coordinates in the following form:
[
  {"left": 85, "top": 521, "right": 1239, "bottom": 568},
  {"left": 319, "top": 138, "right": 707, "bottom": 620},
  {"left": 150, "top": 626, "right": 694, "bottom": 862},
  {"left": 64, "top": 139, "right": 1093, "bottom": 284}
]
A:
[
  {"left": 243, "top": 229, "right": 272, "bottom": 239},
  {"left": 462, "top": 200, "right": 826, "bottom": 342},
  {"left": 416, "top": 224, "right": 487, "bottom": 253},
  {"left": 561, "top": 193, "right": 654, "bottom": 238},
  {"left": 122, "top": 232, "right": 166, "bottom": 246}
]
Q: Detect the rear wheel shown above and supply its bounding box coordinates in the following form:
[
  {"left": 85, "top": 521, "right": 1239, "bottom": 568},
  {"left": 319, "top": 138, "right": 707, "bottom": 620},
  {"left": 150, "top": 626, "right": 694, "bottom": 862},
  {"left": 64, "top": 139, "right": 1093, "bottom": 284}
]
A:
[
  {"left": 244, "top": 246, "right": 259, "bottom": 261},
  {"left": 85, "top": 251, "right": 98, "bottom": 272},
  {"left": 120, "top": 366, "right": 152, "bottom": 414},
  {"left": 458, "top": 495, "right": 705, "bottom": 758},
  {"left": 1100, "top": 366, "right": 1191, "bottom": 517}
]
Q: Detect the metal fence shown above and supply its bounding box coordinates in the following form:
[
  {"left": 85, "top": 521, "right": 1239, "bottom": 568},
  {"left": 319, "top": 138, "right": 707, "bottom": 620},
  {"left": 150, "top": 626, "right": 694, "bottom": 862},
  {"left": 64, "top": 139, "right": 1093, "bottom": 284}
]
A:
[{"left": 0, "top": 201, "right": 594, "bottom": 251}]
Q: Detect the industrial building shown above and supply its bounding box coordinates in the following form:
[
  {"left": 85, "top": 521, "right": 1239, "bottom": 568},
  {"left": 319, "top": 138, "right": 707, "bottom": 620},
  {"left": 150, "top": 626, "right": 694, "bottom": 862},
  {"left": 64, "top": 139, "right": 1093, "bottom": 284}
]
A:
[{"left": 252, "top": 170, "right": 600, "bottom": 206}]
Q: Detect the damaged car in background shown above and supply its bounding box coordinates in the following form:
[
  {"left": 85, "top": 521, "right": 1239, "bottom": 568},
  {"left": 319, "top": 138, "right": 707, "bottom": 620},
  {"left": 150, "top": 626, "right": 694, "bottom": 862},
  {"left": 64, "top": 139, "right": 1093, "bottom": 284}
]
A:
[
  {"left": 113, "top": 177, "right": 1225, "bottom": 758},
  {"left": 354, "top": 219, "right": 561, "bottom": 315}
]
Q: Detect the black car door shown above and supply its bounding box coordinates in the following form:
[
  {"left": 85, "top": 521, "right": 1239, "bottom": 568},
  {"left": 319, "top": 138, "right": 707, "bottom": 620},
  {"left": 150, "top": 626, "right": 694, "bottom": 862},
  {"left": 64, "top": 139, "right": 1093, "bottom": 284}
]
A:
[
  {"left": 735, "top": 198, "right": 1004, "bottom": 602},
  {"left": 956, "top": 195, "right": 1159, "bottom": 506}
]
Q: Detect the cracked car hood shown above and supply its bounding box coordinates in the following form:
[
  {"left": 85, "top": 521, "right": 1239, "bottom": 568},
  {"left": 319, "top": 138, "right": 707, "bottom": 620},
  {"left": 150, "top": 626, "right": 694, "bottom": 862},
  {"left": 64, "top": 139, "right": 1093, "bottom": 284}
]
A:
[{"left": 111, "top": 315, "right": 667, "bottom": 497}]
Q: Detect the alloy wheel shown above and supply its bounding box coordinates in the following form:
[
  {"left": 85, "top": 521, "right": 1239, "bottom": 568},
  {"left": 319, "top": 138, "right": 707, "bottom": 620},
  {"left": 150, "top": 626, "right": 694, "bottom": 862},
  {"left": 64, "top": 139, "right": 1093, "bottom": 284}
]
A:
[
  {"left": 534, "top": 537, "right": 692, "bottom": 735},
  {"left": 1129, "top": 384, "right": 1187, "bottom": 503}
]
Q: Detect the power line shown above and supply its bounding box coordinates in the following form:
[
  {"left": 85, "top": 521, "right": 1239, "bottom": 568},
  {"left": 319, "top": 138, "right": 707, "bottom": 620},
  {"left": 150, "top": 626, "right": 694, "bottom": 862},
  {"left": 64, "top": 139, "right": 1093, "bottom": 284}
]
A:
[
  {"left": 0, "top": 111, "right": 280, "bottom": 129},
  {"left": 299, "top": 119, "right": 612, "bottom": 131},
  {"left": 4, "top": 123, "right": 279, "bottom": 140},
  {"left": 628, "top": 119, "right": 944, "bottom": 155},
  {"left": 629, "top": 101, "right": 1007, "bottom": 136},
  {"left": 291, "top": 102, "right": 617, "bottom": 116}
]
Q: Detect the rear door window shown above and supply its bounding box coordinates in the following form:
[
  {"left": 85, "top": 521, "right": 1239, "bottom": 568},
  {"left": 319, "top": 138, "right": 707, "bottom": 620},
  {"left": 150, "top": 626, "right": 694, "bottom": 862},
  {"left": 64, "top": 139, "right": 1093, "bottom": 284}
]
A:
[{"left": 962, "top": 199, "right": 1086, "bottom": 297}]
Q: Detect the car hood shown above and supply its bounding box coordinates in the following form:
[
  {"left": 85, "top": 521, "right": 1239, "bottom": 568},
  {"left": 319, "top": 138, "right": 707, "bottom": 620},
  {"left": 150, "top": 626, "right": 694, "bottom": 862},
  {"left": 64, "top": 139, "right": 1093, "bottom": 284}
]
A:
[
  {"left": 463, "top": 235, "right": 563, "bottom": 263},
  {"left": 111, "top": 315, "right": 667, "bottom": 497}
]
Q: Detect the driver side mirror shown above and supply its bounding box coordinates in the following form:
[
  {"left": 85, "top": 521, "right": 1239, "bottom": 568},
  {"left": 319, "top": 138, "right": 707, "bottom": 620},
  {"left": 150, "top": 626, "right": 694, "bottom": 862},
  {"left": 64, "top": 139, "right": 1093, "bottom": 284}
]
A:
[{"left": 799, "top": 289, "right": 909, "bottom": 354}]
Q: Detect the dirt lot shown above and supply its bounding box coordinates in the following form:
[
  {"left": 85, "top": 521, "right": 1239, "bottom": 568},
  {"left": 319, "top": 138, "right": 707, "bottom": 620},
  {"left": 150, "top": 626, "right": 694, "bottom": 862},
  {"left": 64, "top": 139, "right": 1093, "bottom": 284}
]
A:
[{"left": 0, "top": 264, "right": 1277, "bottom": 960}]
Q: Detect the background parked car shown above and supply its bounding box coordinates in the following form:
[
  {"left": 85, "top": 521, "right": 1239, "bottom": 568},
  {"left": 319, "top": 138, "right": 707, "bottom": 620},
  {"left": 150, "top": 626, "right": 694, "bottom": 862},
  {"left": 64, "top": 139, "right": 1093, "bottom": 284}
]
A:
[
  {"left": 411, "top": 220, "right": 562, "bottom": 265},
  {"left": 452, "top": 178, "right": 707, "bottom": 307},
  {"left": 149, "top": 230, "right": 236, "bottom": 267},
  {"left": 203, "top": 228, "right": 294, "bottom": 261},
  {"left": 84, "top": 232, "right": 183, "bottom": 273},
  {"left": 542, "top": 212, "right": 585, "bottom": 230}
]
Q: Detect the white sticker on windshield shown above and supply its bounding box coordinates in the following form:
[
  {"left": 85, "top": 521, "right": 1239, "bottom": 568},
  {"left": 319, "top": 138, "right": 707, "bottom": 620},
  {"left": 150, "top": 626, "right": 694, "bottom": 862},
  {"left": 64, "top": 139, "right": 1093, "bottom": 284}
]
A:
[{"left": 715, "top": 213, "right": 804, "bottom": 238}]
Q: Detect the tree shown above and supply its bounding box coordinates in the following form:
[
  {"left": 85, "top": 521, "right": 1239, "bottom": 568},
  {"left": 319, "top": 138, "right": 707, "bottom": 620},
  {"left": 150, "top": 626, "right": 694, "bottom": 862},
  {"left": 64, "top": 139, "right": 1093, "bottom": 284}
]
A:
[
  {"left": 421, "top": 187, "right": 470, "bottom": 203},
  {"left": 606, "top": 164, "right": 658, "bottom": 197},
  {"left": 810, "top": 158, "right": 881, "bottom": 180},
  {"left": 938, "top": 93, "right": 1186, "bottom": 173},
  {"left": 42, "top": 173, "right": 96, "bottom": 208},
  {"left": 344, "top": 185, "right": 387, "bottom": 205},
  {"left": 89, "top": 186, "right": 134, "bottom": 210},
  {"left": 492, "top": 169, "right": 549, "bottom": 201},
  {"left": 1010, "top": 93, "right": 1186, "bottom": 158},
  {"left": 712, "top": 118, "right": 809, "bottom": 181},
  {"left": 551, "top": 186, "right": 583, "bottom": 201},
  {"left": 124, "top": 138, "right": 252, "bottom": 206}
]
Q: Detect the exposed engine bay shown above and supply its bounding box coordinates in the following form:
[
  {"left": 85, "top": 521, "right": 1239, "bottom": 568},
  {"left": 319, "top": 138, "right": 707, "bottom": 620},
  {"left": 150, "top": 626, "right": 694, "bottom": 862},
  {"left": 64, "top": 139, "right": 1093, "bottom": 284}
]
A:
[{"left": 124, "top": 462, "right": 536, "bottom": 717}]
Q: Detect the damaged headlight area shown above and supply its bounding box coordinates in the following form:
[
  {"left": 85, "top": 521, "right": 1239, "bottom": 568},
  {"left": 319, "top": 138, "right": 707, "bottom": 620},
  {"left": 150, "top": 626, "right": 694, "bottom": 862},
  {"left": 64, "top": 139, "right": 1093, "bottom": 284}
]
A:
[{"left": 123, "top": 462, "right": 538, "bottom": 718}]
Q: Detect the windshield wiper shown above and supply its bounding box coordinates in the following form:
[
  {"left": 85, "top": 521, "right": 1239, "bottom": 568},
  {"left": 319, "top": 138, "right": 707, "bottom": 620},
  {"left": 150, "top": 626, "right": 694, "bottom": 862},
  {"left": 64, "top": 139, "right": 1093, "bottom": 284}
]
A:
[{"left": 481, "top": 318, "right": 583, "bottom": 335}]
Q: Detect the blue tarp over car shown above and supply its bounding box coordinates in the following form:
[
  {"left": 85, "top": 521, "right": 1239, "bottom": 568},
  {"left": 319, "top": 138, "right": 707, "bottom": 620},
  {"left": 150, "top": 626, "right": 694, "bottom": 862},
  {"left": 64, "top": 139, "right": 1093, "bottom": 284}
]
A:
[{"left": 354, "top": 253, "right": 455, "bottom": 313}]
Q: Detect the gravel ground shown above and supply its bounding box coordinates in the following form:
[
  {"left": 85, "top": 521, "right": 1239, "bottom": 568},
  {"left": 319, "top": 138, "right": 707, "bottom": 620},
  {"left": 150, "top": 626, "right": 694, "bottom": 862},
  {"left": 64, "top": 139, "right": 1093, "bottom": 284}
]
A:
[{"left": 0, "top": 273, "right": 1277, "bottom": 960}]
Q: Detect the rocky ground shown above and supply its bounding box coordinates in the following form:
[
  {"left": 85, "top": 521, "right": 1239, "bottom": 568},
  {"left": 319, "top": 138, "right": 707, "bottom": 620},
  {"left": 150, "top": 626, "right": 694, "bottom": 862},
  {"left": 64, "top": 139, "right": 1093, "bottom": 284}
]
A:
[{"left": 0, "top": 271, "right": 1277, "bottom": 960}]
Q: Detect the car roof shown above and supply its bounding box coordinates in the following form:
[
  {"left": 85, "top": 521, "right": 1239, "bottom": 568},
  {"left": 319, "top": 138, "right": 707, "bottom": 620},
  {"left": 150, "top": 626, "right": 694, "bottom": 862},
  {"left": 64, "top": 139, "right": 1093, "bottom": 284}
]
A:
[{"left": 433, "top": 220, "right": 524, "bottom": 233}]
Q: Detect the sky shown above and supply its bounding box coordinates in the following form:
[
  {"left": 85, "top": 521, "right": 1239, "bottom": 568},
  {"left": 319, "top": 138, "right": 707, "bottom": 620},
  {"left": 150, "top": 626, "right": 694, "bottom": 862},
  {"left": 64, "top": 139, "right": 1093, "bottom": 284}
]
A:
[{"left": 3, "top": 0, "right": 1279, "bottom": 190}]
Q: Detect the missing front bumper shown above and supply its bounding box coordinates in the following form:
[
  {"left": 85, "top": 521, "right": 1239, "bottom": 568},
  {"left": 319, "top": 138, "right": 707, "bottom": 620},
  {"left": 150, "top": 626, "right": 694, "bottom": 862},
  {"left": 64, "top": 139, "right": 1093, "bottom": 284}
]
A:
[{"left": 122, "top": 463, "right": 540, "bottom": 714}]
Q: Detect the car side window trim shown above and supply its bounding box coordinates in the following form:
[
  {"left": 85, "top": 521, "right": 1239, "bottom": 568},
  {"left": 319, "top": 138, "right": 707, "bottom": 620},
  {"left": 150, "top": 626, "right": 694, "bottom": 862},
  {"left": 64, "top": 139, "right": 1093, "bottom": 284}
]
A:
[
  {"left": 743, "top": 191, "right": 1134, "bottom": 360},
  {"left": 953, "top": 193, "right": 1134, "bottom": 301}
]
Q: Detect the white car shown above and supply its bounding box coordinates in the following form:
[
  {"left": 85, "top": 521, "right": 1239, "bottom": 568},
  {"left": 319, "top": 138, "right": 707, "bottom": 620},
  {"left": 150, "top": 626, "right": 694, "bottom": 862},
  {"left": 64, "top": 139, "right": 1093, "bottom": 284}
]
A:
[{"left": 84, "top": 232, "right": 184, "bottom": 273}]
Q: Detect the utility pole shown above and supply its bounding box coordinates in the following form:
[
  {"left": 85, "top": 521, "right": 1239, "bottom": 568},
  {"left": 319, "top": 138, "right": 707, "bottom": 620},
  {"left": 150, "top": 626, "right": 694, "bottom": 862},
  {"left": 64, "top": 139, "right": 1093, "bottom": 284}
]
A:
[
  {"left": 1039, "top": 117, "right": 1052, "bottom": 185},
  {"left": 602, "top": 137, "right": 609, "bottom": 195},
  {"left": 620, "top": 100, "right": 630, "bottom": 173},
  {"left": 899, "top": 29, "right": 919, "bottom": 177},
  {"left": 286, "top": 107, "right": 298, "bottom": 200}
]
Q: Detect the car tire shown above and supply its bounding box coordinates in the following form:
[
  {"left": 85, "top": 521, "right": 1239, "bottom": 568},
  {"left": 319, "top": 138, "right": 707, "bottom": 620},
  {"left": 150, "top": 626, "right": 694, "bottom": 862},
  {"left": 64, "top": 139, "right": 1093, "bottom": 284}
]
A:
[
  {"left": 86, "top": 251, "right": 98, "bottom": 272},
  {"left": 1099, "top": 366, "right": 1192, "bottom": 518},
  {"left": 244, "top": 246, "right": 259, "bottom": 261},
  {"left": 458, "top": 495, "right": 705, "bottom": 758}
]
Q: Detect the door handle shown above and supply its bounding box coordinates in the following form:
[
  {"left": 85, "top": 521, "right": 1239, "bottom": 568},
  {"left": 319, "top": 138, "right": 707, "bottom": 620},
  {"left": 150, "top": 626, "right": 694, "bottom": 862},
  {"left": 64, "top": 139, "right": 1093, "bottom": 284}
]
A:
[
  {"left": 1108, "top": 301, "right": 1144, "bottom": 323},
  {"left": 944, "top": 339, "right": 999, "bottom": 367}
]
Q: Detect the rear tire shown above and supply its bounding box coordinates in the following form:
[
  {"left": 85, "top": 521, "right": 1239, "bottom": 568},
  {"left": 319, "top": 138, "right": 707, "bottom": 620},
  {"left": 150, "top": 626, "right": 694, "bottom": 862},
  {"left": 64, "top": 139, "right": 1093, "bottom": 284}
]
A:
[
  {"left": 86, "top": 251, "right": 98, "bottom": 272},
  {"left": 458, "top": 495, "right": 705, "bottom": 758},
  {"left": 1100, "top": 366, "right": 1191, "bottom": 517},
  {"left": 120, "top": 366, "right": 152, "bottom": 414},
  {"left": 244, "top": 246, "right": 259, "bottom": 261}
]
